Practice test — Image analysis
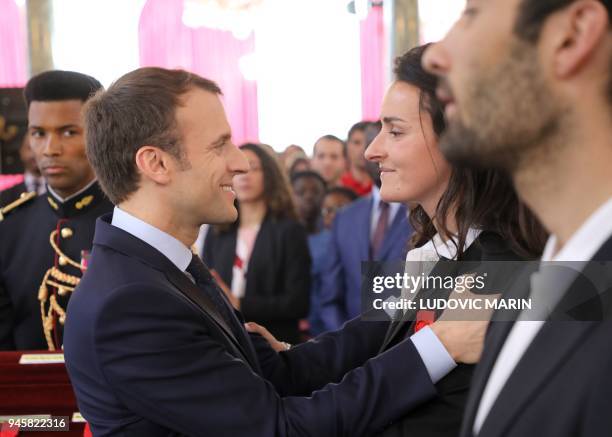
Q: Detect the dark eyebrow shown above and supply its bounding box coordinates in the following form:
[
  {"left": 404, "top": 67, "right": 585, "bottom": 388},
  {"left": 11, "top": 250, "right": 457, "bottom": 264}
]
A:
[
  {"left": 210, "top": 133, "right": 231, "bottom": 147},
  {"left": 28, "top": 124, "right": 80, "bottom": 131},
  {"left": 58, "top": 124, "right": 81, "bottom": 130},
  {"left": 382, "top": 116, "right": 406, "bottom": 124}
]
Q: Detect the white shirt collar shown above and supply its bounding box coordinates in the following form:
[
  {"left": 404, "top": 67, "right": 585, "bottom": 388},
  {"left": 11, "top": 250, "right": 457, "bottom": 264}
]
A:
[
  {"left": 111, "top": 206, "right": 193, "bottom": 272},
  {"left": 541, "top": 196, "right": 612, "bottom": 261},
  {"left": 371, "top": 184, "right": 382, "bottom": 204},
  {"left": 416, "top": 228, "right": 482, "bottom": 261},
  {"left": 23, "top": 172, "right": 45, "bottom": 194},
  {"left": 47, "top": 178, "right": 97, "bottom": 203}
]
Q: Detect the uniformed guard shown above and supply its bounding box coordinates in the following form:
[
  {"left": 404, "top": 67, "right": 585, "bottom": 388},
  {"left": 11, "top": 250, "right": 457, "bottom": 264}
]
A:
[{"left": 0, "top": 71, "right": 113, "bottom": 351}]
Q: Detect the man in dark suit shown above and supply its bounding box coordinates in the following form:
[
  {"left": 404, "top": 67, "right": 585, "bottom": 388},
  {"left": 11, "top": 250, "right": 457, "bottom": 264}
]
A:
[
  {"left": 423, "top": 0, "right": 612, "bottom": 435},
  {"left": 319, "top": 137, "right": 412, "bottom": 332},
  {"left": 0, "top": 70, "right": 112, "bottom": 351},
  {"left": 64, "top": 67, "right": 489, "bottom": 436}
]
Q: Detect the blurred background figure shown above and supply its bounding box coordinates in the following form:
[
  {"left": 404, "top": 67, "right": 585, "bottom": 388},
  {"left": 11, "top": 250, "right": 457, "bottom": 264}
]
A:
[
  {"left": 280, "top": 144, "right": 308, "bottom": 175},
  {"left": 318, "top": 120, "right": 411, "bottom": 332},
  {"left": 310, "top": 135, "right": 347, "bottom": 187},
  {"left": 291, "top": 171, "right": 326, "bottom": 235},
  {"left": 321, "top": 186, "right": 358, "bottom": 230},
  {"left": 339, "top": 121, "right": 374, "bottom": 196},
  {"left": 0, "top": 135, "right": 45, "bottom": 207},
  {"left": 290, "top": 170, "right": 329, "bottom": 337},
  {"left": 288, "top": 157, "right": 310, "bottom": 179},
  {"left": 204, "top": 143, "right": 310, "bottom": 344}
]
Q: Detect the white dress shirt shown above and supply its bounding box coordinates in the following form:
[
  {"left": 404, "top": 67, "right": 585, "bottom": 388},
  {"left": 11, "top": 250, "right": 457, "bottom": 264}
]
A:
[
  {"left": 474, "top": 196, "right": 612, "bottom": 434},
  {"left": 111, "top": 206, "right": 192, "bottom": 272}
]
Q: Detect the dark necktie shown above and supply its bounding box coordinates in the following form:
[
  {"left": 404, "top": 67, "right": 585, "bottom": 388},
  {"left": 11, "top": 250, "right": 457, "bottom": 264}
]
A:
[
  {"left": 186, "top": 254, "right": 238, "bottom": 332},
  {"left": 371, "top": 201, "right": 390, "bottom": 258}
]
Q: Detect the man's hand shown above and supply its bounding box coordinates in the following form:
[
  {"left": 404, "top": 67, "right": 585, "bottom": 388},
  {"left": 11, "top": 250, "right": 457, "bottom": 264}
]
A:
[
  {"left": 244, "top": 322, "right": 290, "bottom": 352},
  {"left": 428, "top": 285, "right": 500, "bottom": 364},
  {"left": 429, "top": 320, "right": 488, "bottom": 364}
]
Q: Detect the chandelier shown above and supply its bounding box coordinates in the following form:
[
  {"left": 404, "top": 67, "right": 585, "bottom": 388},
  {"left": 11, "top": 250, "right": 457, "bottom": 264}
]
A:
[{"left": 182, "top": 0, "right": 264, "bottom": 39}]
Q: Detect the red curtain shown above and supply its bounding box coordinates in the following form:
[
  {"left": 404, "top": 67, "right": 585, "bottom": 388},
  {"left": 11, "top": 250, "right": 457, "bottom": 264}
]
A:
[
  {"left": 0, "top": 0, "right": 27, "bottom": 87},
  {"left": 359, "top": 5, "right": 385, "bottom": 121},
  {"left": 138, "top": 0, "right": 259, "bottom": 145}
]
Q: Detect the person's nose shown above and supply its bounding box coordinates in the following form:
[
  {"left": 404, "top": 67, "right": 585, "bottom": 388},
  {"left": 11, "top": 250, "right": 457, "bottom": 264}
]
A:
[
  {"left": 42, "top": 133, "right": 62, "bottom": 157},
  {"left": 422, "top": 41, "right": 450, "bottom": 77},
  {"left": 229, "top": 143, "right": 249, "bottom": 176},
  {"left": 364, "top": 131, "right": 385, "bottom": 163}
]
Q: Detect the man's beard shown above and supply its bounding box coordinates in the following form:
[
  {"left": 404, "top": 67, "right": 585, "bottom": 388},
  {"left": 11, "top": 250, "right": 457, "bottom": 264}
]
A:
[{"left": 438, "top": 41, "right": 563, "bottom": 173}]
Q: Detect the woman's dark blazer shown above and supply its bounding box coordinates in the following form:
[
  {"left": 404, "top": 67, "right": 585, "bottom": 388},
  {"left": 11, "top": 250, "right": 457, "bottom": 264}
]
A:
[
  {"left": 203, "top": 214, "right": 311, "bottom": 344},
  {"left": 378, "top": 231, "right": 529, "bottom": 437}
]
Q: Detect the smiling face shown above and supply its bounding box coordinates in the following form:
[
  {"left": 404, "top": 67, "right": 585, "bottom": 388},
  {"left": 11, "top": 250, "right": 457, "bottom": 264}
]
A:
[
  {"left": 422, "top": 0, "right": 567, "bottom": 171},
  {"left": 170, "top": 89, "right": 249, "bottom": 225},
  {"left": 365, "top": 81, "right": 451, "bottom": 213},
  {"left": 28, "top": 100, "right": 95, "bottom": 197}
]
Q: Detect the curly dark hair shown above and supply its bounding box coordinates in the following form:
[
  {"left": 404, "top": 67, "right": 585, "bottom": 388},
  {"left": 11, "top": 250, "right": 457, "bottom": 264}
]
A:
[{"left": 395, "top": 44, "right": 548, "bottom": 259}]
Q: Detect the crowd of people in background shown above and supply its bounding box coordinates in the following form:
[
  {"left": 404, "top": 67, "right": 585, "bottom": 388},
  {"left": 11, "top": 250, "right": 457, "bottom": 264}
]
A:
[
  {"left": 201, "top": 120, "right": 409, "bottom": 341},
  {"left": 0, "top": 87, "right": 406, "bottom": 346}
]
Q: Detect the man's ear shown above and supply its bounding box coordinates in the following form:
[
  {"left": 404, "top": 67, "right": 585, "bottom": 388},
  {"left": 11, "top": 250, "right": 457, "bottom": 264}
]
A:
[
  {"left": 550, "top": 0, "right": 610, "bottom": 78},
  {"left": 134, "top": 146, "right": 173, "bottom": 185}
]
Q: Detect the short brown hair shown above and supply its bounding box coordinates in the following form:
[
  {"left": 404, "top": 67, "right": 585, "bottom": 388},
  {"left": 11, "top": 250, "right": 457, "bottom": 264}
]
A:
[{"left": 84, "top": 67, "right": 221, "bottom": 204}]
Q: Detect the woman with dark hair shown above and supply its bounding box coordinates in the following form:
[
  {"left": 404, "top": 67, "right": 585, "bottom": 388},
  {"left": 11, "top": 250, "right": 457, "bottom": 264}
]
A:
[
  {"left": 242, "top": 44, "right": 547, "bottom": 437},
  {"left": 249, "top": 44, "right": 547, "bottom": 435},
  {"left": 203, "top": 143, "right": 311, "bottom": 344},
  {"left": 363, "top": 44, "right": 547, "bottom": 436}
]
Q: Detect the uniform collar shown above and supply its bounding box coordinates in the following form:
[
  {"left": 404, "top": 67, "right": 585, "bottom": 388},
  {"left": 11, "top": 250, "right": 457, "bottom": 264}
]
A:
[{"left": 45, "top": 179, "right": 106, "bottom": 218}]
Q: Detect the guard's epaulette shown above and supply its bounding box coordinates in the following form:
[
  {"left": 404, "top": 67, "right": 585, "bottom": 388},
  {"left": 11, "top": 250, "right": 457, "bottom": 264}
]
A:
[{"left": 0, "top": 191, "right": 37, "bottom": 222}]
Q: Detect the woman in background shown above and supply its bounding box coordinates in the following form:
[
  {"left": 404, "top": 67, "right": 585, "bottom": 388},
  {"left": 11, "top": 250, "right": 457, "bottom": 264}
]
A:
[{"left": 204, "top": 143, "right": 311, "bottom": 344}]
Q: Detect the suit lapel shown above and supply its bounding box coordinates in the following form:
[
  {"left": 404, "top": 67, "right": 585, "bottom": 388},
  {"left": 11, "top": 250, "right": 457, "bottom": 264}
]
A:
[
  {"left": 459, "top": 268, "right": 531, "bottom": 437},
  {"left": 478, "top": 321, "right": 597, "bottom": 437},
  {"left": 359, "top": 197, "right": 374, "bottom": 261},
  {"left": 459, "top": 318, "right": 517, "bottom": 437},
  {"left": 464, "top": 237, "right": 612, "bottom": 436},
  {"left": 94, "top": 215, "right": 260, "bottom": 372},
  {"left": 379, "top": 259, "right": 458, "bottom": 351},
  {"left": 164, "top": 266, "right": 260, "bottom": 372}
]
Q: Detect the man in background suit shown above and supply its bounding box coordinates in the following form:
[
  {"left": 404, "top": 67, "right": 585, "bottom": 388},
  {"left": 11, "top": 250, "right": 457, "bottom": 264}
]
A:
[
  {"left": 424, "top": 0, "right": 612, "bottom": 435},
  {"left": 64, "top": 67, "right": 489, "bottom": 436},
  {"left": 319, "top": 122, "right": 411, "bottom": 332}
]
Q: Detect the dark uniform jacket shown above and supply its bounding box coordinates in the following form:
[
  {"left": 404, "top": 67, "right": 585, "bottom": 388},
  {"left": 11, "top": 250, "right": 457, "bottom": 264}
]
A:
[
  {"left": 0, "top": 181, "right": 113, "bottom": 350},
  {"left": 0, "top": 182, "right": 27, "bottom": 208}
]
